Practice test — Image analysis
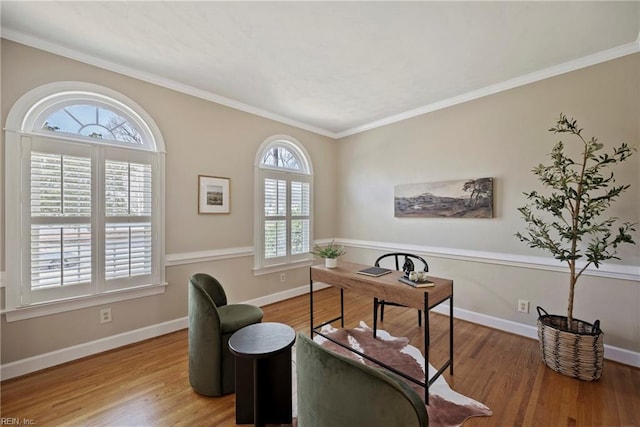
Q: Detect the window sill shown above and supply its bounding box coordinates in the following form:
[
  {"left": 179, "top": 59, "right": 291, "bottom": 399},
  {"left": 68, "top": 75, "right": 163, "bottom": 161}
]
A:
[
  {"left": 1, "top": 283, "right": 168, "bottom": 322},
  {"left": 253, "top": 259, "right": 314, "bottom": 276}
]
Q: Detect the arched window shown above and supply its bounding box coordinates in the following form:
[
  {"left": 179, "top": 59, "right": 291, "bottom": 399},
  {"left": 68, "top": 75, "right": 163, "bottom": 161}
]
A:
[
  {"left": 261, "top": 145, "right": 304, "bottom": 170},
  {"left": 254, "top": 136, "right": 313, "bottom": 272},
  {"left": 4, "top": 82, "right": 166, "bottom": 317},
  {"left": 40, "top": 104, "right": 144, "bottom": 145}
]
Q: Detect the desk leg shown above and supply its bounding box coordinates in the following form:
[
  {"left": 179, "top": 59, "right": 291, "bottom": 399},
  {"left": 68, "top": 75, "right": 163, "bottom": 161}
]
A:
[
  {"left": 373, "top": 297, "right": 379, "bottom": 338},
  {"left": 340, "top": 288, "right": 344, "bottom": 328},
  {"left": 309, "top": 272, "right": 314, "bottom": 337},
  {"left": 450, "top": 293, "right": 454, "bottom": 375},
  {"left": 424, "top": 292, "right": 429, "bottom": 405}
]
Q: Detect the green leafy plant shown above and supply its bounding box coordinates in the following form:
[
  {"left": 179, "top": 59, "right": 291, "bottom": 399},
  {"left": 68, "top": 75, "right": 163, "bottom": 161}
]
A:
[
  {"left": 516, "top": 113, "right": 636, "bottom": 329},
  {"left": 311, "top": 240, "right": 346, "bottom": 259}
]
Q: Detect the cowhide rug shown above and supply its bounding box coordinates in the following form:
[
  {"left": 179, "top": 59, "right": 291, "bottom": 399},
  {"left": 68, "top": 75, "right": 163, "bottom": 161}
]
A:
[{"left": 292, "top": 321, "right": 492, "bottom": 427}]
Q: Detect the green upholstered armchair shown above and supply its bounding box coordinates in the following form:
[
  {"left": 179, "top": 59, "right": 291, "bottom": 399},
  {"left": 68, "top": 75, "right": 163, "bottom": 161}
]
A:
[
  {"left": 295, "top": 333, "right": 428, "bottom": 427},
  {"left": 188, "top": 273, "right": 264, "bottom": 396}
]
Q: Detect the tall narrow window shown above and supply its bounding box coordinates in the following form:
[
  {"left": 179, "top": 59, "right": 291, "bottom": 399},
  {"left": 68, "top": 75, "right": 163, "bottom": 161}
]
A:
[
  {"left": 255, "top": 136, "right": 313, "bottom": 272},
  {"left": 30, "top": 151, "right": 92, "bottom": 289},
  {"left": 5, "top": 82, "right": 166, "bottom": 312},
  {"left": 105, "top": 160, "right": 153, "bottom": 279}
]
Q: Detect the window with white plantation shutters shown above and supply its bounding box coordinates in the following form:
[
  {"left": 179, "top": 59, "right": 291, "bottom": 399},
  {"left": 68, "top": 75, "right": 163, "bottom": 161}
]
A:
[
  {"left": 105, "top": 223, "right": 152, "bottom": 278},
  {"left": 30, "top": 152, "right": 92, "bottom": 289},
  {"left": 291, "top": 181, "right": 310, "bottom": 255},
  {"left": 105, "top": 160, "right": 153, "bottom": 280},
  {"left": 4, "top": 82, "right": 166, "bottom": 313},
  {"left": 255, "top": 136, "right": 313, "bottom": 271},
  {"left": 264, "top": 178, "right": 287, "bottom": 259}
]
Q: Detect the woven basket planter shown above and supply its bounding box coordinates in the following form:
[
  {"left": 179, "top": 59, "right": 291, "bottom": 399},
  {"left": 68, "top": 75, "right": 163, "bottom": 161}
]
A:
[{"left": 536, "top": 306, "right": 604, "bottom": 381}]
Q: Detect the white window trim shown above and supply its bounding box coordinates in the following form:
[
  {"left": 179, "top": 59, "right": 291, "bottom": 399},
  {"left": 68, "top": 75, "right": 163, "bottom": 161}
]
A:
[
  {"left": 253, "top": 135, "right": 313, "bottom": 274},
  {"left": 4, "top": 82, "right": 166, "bottom": 319},
  {"left": 1, "top": 283, "right": 167, "bottom": 322}
]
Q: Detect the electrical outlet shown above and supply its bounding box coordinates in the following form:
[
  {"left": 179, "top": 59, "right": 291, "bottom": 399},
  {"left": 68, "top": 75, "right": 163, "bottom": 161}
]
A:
[
  {"left": 280, "top": 273, "right": 286, "bottom": 283},
  {"left": 518, "top": 299, "right": 530, "bottom": 314},
  {"left": 100, "top": 308, "right": 112, "bottom": 323}
]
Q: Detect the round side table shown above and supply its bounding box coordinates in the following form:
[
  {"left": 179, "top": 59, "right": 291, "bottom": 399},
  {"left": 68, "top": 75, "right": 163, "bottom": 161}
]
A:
[{"left": 228, "top": 322, "right": 296, "bottom": 427}]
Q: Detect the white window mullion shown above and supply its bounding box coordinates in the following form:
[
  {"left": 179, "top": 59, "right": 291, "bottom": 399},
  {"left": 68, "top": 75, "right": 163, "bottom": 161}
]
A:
[
  {"left": 94, "top": 147, "right": 105, "bottom": 292},
  {"left": 18, "top": 135, "right": 34, "bottom": 306},
  {"left": 150, "top": 154, "right": 163, "bottom": 285},
  {"left": 285, "top": 178, "right": 291, "bottom": 259}
]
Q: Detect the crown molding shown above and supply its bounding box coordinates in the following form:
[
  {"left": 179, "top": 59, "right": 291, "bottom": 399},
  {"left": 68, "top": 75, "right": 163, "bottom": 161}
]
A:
[
  {"left": 3, "top": 30, "right": 639, "bottom": 140},
  {"left": 0, "top": 29, "right": 337, "bottom": 139},
  {"left": 334, "top": 37, "right": 640, "bottom": 138}
]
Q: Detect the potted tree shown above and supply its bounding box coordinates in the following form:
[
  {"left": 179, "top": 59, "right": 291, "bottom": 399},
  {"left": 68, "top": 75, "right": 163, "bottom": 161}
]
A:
[
  {"left": 312, "top": 240, "right": 347, "bottom": 268},
  {"left": 516, "top": 113, "right": 636, "bottom": 381}
]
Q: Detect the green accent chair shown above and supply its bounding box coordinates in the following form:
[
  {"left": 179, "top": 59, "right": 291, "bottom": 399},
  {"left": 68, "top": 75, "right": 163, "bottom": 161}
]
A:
[
  {"left": 188, "top": 273, "right": 264, "bottom": 396},
  {"left": 295, "top": 333, "right": 428, "bottom": 427}
]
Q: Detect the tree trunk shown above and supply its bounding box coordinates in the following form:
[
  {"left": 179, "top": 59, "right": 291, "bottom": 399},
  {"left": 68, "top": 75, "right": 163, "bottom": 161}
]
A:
[{"left": 567, "top": 261, "right": 576, "bottom": 330}]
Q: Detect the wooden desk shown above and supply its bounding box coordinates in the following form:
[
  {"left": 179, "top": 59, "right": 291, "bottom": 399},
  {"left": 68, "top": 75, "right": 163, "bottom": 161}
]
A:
[{"left": 309, "top": 261, "right": 453, "bottom": 404}]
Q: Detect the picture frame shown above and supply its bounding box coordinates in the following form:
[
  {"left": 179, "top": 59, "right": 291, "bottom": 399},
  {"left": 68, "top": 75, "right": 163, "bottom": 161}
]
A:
[
  {"left": 394, "top": 177, "right": 493, "bottom": 218},
  {"left": 198, "top": 175, "right": 230, "bottom": 214}
]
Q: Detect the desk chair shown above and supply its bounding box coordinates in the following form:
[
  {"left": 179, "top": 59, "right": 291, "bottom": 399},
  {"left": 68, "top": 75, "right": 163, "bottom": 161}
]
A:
[{"left": 373, "top": 253, "right": 429, "bottom": 338}]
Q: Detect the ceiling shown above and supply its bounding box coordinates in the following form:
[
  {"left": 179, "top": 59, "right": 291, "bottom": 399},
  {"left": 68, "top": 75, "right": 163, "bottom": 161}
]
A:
[{"left": 2, "top": 1, "right": 639, "bottom": 138}]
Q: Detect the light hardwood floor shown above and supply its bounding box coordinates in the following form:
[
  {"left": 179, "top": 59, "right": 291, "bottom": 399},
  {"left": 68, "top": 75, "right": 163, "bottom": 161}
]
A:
[{"left": 1, "top": 287, "right": 639, "bottom": 426}]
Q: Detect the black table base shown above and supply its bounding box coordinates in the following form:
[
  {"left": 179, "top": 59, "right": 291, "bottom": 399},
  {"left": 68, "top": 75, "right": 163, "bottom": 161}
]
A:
[
  {"left": 229, "top": 322, "right": 296, "bottom": 427},
  {"left": 235, "top": 349, "right": 293, "bottom": 425}
]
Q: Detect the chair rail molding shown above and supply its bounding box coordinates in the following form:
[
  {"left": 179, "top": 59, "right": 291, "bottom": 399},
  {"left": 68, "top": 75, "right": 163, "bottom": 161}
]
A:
[
  {"left": 336, "top": 238, "right": 639, "bottom": 282},
  {"left": 165, "top": 246, "right": 254, "bottom": 266},
  {"left": 165, "top": 239, "right": 335, "bottom": 267}
]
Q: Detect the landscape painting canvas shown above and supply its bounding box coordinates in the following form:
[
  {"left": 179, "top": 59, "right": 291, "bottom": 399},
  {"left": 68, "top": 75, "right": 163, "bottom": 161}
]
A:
[{"left": 395, "top": 177, "right": 493, "bottom": 218}]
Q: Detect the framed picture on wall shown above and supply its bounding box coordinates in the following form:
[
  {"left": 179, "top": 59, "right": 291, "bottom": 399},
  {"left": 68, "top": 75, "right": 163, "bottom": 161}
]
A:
[
  {"left": 198, "top": 175, "right": 230, "bottom": 214},
  {"left": 394, "top": 177, "right": 493, "bottom": 218}
]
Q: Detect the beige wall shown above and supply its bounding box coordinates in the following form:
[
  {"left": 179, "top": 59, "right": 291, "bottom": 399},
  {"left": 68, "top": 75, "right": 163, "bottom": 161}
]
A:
[
  {"left": 336, "top": 54, "right": 640, "bottom": 351},
  {"left": 0, "top": 40, "right": 338, "bottom": 363},
  {"left": 1, "top": 39, "right": 638, "bottom": 366}
]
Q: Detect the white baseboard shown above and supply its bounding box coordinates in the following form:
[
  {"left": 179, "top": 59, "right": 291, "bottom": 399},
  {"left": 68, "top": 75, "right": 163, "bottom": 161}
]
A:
[
  {"left": 0, "top": 317, "right": 188, "bottom": 381},
  {"left": 242, "top": 282, "right": 330, "bottom": 307},
  {"left": 2, "top": 282, "right": 636, "bottom": 381},
  {"left": 0, "top": 283, "right": 329, "bottom": 381},
  {"left": 431, "top": 304, "right": 640, "bottom": 368}
]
